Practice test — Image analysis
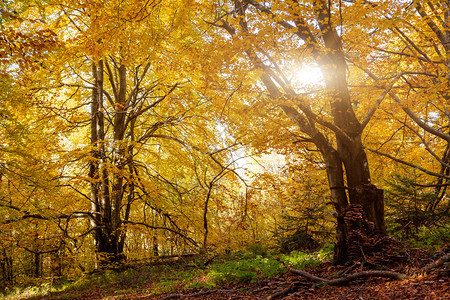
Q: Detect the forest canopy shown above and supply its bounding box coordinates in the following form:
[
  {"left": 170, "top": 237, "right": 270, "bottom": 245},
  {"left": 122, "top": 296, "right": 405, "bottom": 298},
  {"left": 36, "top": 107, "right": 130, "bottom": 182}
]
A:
[{"left": 0, "top": 0, "right": 448, "bottom": 287}]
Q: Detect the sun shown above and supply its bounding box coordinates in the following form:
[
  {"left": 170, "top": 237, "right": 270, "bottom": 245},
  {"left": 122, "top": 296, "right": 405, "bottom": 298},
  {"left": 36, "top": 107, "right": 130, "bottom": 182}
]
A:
[{"left": 291, "top": 64, "right": 324, "bottom": 92}]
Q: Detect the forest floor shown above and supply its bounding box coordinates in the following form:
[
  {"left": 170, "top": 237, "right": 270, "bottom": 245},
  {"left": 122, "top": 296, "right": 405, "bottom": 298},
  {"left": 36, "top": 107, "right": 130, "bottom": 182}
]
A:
[{"left": 9, "top": 247, "right": 450, "bottom": 300}]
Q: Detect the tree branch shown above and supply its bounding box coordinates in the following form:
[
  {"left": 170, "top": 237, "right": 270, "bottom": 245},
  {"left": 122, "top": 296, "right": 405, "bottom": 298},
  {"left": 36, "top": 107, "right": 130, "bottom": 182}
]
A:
[
  {"left": 415, "top": 3, "right": 446, "bottom": 46},
  {"left": 361, "top": 73, "right": 404, "bottom": 129},
  {"left": 367, "top": 148, "right": 450, "bottom": 180},
  {"left": 123, "top": 220, "right": 198, "bottom": 247},
  {"left": 388, "top": 91, "right": 450, "bottom": 144}
]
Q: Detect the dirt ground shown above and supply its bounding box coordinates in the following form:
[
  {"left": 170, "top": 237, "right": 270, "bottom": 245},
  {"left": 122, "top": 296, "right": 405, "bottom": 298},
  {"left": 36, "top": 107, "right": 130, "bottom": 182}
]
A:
[{"left": 29, "top": 248, "right": 449, "bottom": 300}]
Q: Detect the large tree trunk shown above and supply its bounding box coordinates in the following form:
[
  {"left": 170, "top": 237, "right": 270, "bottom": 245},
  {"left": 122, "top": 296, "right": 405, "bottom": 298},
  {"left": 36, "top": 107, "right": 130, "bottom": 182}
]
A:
[
  {"left": 90, "top": 61, "right": 126, "bottom": 267},
  {"left": 313, "top": 0, "right": 386, "bottom": 263},
  {"left": 87, "top": 56, "right": 186, "bottom": 266}
]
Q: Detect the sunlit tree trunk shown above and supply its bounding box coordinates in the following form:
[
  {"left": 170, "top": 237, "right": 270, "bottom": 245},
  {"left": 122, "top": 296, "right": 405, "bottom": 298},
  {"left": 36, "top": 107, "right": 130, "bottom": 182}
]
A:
[{"left": 317, "top": 17, "right": 386, "bottom": 262}]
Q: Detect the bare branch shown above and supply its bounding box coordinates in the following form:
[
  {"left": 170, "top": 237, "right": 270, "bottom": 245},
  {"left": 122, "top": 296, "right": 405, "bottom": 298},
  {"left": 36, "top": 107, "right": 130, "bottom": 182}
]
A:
[
  {"left": 401, "top": 122, "right": 450, "bottom": 169},
  {"left": 392, "top": 27, "right": 432, "bottom": 62},
  {"left": 388, "top": 91, "right": 450, "bottom": 143},
  {"left": 123, "top": 220, "right": 198, "bottom": 247},
  {"left": 142, "top": 134, "right": 201, "bottom": 151},
  {"left": 127, "top": 83, "right": 179, "bottom": 126},
  {"left": 361, "top": 73, "right": 403, "bottom": 129},
  {"left": 367, "top": 148, "right": 450, "bottom": 180}
]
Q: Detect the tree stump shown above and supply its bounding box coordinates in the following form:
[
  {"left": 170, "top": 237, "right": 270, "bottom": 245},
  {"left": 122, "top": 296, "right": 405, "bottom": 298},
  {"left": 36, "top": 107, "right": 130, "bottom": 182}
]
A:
[
  {"left": 348, "top": 183, "right": 386, "bottom": 234},
  {"left": 344, "top": 204, "right": 404, "bottom": 264}
]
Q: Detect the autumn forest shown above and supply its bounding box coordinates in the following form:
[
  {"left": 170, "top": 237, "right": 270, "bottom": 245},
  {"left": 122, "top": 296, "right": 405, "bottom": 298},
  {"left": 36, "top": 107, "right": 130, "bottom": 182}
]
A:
[{"left": 0, "top": 0, "right": 449, "bottom": 298}]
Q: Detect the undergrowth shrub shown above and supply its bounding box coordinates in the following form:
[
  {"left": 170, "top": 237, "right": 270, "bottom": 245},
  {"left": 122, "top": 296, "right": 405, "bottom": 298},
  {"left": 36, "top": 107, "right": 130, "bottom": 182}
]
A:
[
  {"left": 405, "top": 224, "right": 450, "bottom": 249},
  {"left": 208, "top": 256, "right": 283, "bottom": 284},
  {"left": 246, "top": 242, "right": 269, "bottom": 257},
  {"left": 385, "top": 174, "right": 449, "bottom": 242},
  {"left": 205, "top": 246, "right": 333, "bottom": 285},
  {"left": 281, "top": 247, "right": 332, "bottom": 270}
]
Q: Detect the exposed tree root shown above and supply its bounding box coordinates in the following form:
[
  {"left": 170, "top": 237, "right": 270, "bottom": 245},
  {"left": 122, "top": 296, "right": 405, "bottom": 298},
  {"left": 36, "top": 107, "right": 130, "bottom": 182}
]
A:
[
  {"left": 158, "top": 289, "right": 236, "bottom": 300},
  {"left": 420, "top": 253, "right": 450, "bottom": 273},
  {"left": 271, "top": 252, "right": 449, "bottom": 299},
  {"left": 267, "top": 268, "right": 409, "bottom": 299},
  {"left": 287, "top": 251, "right": 449, "bottom": 286},
  {"left": 268, "top": 281, "right": 312, "bottom": 299},
  {"left": 289, "top": 268, "right": 408, "bottom": 285}
]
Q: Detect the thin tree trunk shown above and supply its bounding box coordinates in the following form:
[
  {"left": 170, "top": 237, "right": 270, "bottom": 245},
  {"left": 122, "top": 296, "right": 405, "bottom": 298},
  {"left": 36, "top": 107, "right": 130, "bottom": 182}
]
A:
[
  {"left": 0, "top": 248, "right": 13, "bottom": 286},
  {"left": 90, "top": 62, "right": 102, "bottom": 257},
  {"left": 202, "top": 188, "right": 212, "bottom": 254}
]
